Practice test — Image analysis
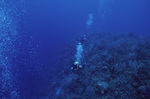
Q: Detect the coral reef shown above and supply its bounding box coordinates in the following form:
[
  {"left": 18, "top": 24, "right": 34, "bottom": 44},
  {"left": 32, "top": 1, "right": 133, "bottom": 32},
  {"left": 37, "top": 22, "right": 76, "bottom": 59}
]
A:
[{"left": 49, "top": 32, "right": 150, "bottom": 99}]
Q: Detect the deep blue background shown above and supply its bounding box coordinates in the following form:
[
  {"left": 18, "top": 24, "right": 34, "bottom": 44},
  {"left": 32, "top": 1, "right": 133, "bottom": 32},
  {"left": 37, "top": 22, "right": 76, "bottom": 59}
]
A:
[
  {"left": 1, "top": 0, "right": 150, "bottom": 97},
  {"left": 18, "top": 0, "right": 150, "bottom": 96},
  {"left": 23, "top": 0, "right": 150, "bottom": 52},
  {"left": 22, "top": 0, "right": 150, "bottom": 66}
]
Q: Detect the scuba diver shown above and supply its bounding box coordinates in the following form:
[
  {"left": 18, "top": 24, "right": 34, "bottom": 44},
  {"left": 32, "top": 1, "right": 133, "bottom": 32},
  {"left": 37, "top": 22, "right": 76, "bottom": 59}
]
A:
[
  {"left": 79, "top": 34, "right": 87, "bottom": 43},
  {"left": 71, "top": 61, "right": 90, "bottom": 72},
  {"left": 71, "top": 36, "right": 89, "bottom": 72},
  {"left": 71, "top": 61, "right": 83, "bottom": 71}
]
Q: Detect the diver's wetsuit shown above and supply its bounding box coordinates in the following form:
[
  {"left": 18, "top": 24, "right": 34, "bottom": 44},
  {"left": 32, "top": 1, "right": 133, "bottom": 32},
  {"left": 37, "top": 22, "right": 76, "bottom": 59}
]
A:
[{"left": 72, "top": 64, "right": 78, "bottom": 71}]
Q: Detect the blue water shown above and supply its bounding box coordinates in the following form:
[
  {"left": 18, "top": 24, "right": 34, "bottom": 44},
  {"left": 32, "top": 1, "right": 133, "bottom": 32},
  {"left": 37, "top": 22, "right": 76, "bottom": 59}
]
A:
[{"left": 0, "top": 0, "right": 150, "bottom": 98}]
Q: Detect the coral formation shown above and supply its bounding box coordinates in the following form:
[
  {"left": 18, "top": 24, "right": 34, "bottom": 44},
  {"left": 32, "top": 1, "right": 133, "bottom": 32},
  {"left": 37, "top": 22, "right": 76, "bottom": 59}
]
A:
[{"left": 49, "top": 32, "right": 150, "bottom": 99}]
